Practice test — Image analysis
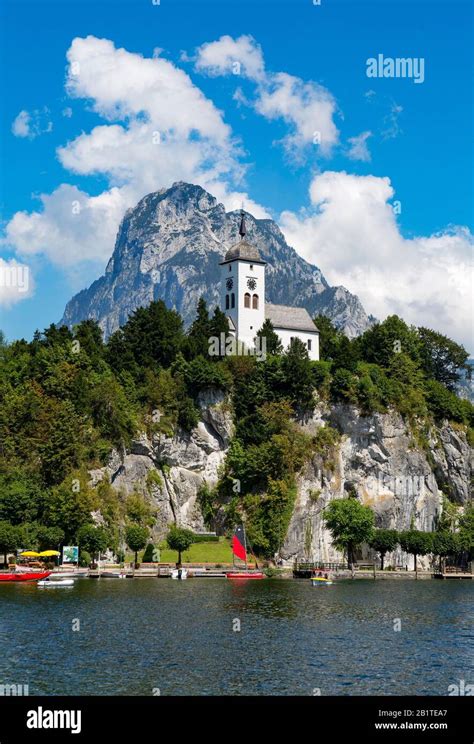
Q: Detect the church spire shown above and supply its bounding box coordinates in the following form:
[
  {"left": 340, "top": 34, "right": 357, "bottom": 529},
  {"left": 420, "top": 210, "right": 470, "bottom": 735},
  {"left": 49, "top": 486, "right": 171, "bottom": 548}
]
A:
[{"left": 239, "top": 209, "right": 246, "bottom": 239}]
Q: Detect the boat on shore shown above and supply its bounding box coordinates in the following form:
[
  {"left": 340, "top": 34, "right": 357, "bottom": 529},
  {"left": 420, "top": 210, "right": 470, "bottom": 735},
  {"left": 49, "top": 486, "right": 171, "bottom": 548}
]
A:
[
  {"left": 38, "top": 577, "right": 75, "bottom": 587},
  {"left": 171, "top": 567, "right": 188, "bottom": 580},
  {"left": 226, "top": 571, "right": 265, "bottom": 580},
  {"left": 226, "top": 525, "right": 265, "bottom": 580},
  {"left": 0, "top": 570, "right": 51, "bottom": 582}
]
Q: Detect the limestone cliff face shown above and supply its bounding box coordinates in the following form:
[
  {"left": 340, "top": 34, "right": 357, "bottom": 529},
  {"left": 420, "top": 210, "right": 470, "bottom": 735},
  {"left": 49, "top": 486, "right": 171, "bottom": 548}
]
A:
[
  {"left": 89, "top": 390, "right": 233, "bottom": 537},
  {"left": 283, "top": 406, "right": 472, "bottom": 566},
  {"left": 89, "top": 393, "right": 472, "bottom": 564}
]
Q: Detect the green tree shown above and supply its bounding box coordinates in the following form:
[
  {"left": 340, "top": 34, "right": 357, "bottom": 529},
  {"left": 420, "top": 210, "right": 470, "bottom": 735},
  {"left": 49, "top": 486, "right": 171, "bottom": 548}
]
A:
[
  {"left": 432, "top": 530, "right": 460, "bottom": 572},
  {"left": 0, "top": 471, "right": 44, "bottom": 525},
  {"left": 330, "top": 368, "right": 357, "bottom": 403},
  {"left": 166, "top": 526, "right": 194, "bottom": 565},
  {"left": 0, "top": 521, "right": 21, "bottom": 567},
  {"left": 417, "top": 327, "right": 469, "bottom": 391},
  {"left": 73, "top": 320, "right": 104, "bottom": 365},
  {"left": 76, "top": 524, "right": 109, "bottom": 564},
  {"left": 356, "top": 315, "right": 421, "bottom": 368},
  {"left": 458, "top": 507, "right": 474, "bottom": 560},
  {"left": 125, "top": 524, "right": 150, "bottom": 567},
  {"left": 323, "top": 498, "right": 375, "bottom": 565},
  {"left": 125, "top": 492, "right": 156, "bottom": 528},
  {"left": 399, "top": 530, "right": 433, "bottom": 574},
  {"left": 313, "top": 315, "right": 341, "bottom": 360},
  {"left": 209, "top": 306, "right": 230, "bottom": 343},
  {"left": 43, "top": 473, "right": 98, "bottom": 542},
  {"left": 115, "top": 300, "right": 184, "bottom": 370},
  {"left": 369, "top": 529, "right": 399, "bottom": 570},
  {"left": 36, "top": 525, "right": 65, "bottom": 551},
  {"left": 281, "top": 338, "right": 314, "bottom": 411},
  {"left": 187, "top": 297, "right": 213, "bottom": 359},
  {"left": 256, "top": 319, "right": 283, "bottom": 356}
]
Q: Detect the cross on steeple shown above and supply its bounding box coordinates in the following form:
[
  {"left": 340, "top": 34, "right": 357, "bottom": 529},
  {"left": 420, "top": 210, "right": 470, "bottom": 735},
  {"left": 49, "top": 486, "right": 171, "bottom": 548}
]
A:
[{"left": 239, "top": 207, "right": 246, "bottom": 239}]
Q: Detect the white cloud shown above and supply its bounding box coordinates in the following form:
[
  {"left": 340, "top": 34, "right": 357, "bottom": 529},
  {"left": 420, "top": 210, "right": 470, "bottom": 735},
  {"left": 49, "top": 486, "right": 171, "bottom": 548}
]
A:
[
  {"left": 194, "top": 34, "right": 265, "bottom": 81},
  {"left": 62, "top": 107, "right": 73, "bottom": 118},
  {"left": 279, "top": 171, "right": 474, "bottom": 352},
  {"left": 347, "top": 131, "right": 372, "bottom": 162},
  {"left": 12, "top": 111, "right": 31, "bottom": 138},
  {"left": 4, "top": 184, "right": 129, "bottom": 267},
  {"left": 3, "top": 36, "right": 268, "bottom": 273},
  {"left": 11, "top": 108, "right": 52, "bottom": 139},
  {"left": 0, "top": 258, "right": 34, "bottom": 306},
  {"left": 255, "top": 73, "right": 339, "bottom": 158},
  {"left": 194, "top": 35, "right": 339, "bottom": 158}
]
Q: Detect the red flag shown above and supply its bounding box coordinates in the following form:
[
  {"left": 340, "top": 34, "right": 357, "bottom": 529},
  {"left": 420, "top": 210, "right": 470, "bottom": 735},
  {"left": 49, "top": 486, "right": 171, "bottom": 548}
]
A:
[{"left": 232, "top": 526, "right": 247, "bottom": 562}]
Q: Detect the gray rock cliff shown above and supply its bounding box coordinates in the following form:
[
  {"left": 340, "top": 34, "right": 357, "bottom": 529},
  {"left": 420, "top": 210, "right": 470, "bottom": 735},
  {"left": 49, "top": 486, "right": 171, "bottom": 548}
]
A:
[{"left": 89, "top": 391, "right": 472, "bottom": 566}]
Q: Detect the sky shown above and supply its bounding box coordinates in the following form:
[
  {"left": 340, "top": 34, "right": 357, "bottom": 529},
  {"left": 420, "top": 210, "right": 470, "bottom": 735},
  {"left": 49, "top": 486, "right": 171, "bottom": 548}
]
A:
[{"left": 0, "top": 0, "right": 472, "bottom": 352}]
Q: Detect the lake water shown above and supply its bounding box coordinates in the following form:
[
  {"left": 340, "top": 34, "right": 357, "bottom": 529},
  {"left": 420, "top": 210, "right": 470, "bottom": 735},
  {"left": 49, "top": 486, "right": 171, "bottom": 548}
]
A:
[{"left": 0, "top": 579, "right": 472, "bottom": 696}]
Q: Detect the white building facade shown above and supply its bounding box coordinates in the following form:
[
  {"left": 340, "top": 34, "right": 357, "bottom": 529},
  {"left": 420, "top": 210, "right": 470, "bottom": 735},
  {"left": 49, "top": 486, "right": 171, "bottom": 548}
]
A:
[{"left": 219, "top": 213, "right": 319, "bottom": 360}]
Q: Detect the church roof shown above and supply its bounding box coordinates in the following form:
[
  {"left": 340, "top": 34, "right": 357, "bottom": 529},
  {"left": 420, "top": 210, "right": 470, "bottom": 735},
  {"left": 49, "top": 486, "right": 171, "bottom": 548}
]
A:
[
  {"left": 265, "top": 303, "right": 319, "bottom": 333},
  {"left": 220, "top": 239, "right": 265, "bottom": 265}
]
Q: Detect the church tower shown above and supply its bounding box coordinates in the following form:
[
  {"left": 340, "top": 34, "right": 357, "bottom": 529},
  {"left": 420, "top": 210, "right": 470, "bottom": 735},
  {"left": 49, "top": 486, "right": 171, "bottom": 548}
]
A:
[{"left": 219, "top": 211, "right": 266, "bottom": 348}]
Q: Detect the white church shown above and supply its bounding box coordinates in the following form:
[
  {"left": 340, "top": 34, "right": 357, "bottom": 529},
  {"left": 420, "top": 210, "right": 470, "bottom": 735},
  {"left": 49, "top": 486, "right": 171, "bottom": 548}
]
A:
[{"left": 219, "top": 212, "right": 320, "bottom": 360}]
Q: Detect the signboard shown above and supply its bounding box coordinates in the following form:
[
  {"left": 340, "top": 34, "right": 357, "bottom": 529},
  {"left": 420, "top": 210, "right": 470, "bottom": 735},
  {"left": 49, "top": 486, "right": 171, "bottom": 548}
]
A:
[{"left": 62, "top": 546, "right": 79, "bottom": 564}]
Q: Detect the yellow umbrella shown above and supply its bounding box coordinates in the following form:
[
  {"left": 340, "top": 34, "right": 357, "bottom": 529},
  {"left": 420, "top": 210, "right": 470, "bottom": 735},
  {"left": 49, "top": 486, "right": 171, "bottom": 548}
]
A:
[
  {"left": 20, "top": 551, "right": 40, "bottom": 557},
  {"left": 38, "top": 550, "right": 61, "bottom": 557}
]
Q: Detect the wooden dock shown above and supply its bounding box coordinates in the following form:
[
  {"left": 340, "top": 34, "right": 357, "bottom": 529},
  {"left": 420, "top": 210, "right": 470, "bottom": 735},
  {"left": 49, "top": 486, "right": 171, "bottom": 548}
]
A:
[{"left": 434, "top": 572, "right": 473, "bottom": 580}]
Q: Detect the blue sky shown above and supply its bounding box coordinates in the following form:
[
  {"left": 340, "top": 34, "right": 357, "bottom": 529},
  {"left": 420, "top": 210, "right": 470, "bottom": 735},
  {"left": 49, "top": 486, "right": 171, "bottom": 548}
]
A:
[{"left": 1, "top": 0, "right": 472, "bottom": 350}]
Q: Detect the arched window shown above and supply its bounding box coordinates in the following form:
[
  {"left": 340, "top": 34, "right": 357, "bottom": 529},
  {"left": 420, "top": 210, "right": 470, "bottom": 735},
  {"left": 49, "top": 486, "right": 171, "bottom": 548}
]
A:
[
  {"left": 225, "top": 295, "right": 230, "bottom": 310},
  {"left": 231, "top": 293, "right": 235, "bottom": 308},
  {"left": 244, "top": 293, "right": 251, "bottom": 308},
  {"left": 252, "top": 294, "right": 259, "bottom": 309}
]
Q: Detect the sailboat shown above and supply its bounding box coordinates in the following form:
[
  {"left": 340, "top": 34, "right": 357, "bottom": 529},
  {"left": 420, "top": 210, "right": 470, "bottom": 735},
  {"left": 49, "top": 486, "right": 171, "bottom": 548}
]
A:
[{"left": 226, "top": 525, "right": 265, "bottom": 580}]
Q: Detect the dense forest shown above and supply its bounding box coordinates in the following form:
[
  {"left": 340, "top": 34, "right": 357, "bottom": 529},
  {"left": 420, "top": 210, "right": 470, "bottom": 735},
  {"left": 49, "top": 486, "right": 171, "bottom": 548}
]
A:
[{"left": 0, "top": 299, "right": 472, "bottom": 563}]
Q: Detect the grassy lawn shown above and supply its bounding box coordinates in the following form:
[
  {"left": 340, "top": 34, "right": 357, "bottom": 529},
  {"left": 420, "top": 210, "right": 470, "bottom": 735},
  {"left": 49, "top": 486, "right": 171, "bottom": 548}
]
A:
[
  {"left": 124, "top": 537, "right": 236, "bottom": 564},
  {"left": 159, "top": 537, "right": 233, "bottom": 564}
]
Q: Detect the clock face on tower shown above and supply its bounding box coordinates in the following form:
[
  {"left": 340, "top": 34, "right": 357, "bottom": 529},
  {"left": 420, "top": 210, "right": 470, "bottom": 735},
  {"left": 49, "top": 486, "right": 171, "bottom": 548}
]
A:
[
  {"left": 247, "top": 278, "right": 257, "bottom": 290},
  {"left": 226, "top": 278, "right": 233, "bottom": 290}
]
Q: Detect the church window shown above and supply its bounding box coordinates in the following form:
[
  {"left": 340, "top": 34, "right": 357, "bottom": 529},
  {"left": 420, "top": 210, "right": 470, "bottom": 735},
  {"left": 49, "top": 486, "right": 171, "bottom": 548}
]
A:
[
  {"left": 252, "top": 294, "right": 259, "bottom": 309},
  {"left": 231, "top": 293, "right": 235, "bottom": 308},
  {"left": 250, "top": 264, "right": 254, "bottom": 270},
  {"left": 307, "top": 339, "right": 312, "bottom": 351},
  {"left": 229, "top": 265, "right": 232, "bottom": 272},
  {"left": 244, "top": 293, "right": 251, "bottom": 308},
  {"left": 225, "top": 295, "right": 230, "bottom": 310}
]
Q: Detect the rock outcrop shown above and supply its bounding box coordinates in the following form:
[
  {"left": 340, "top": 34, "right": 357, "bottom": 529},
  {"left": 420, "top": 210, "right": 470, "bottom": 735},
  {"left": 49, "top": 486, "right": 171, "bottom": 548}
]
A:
[{"left": 89, "top": 392, "right": 472, "bottom": 565}]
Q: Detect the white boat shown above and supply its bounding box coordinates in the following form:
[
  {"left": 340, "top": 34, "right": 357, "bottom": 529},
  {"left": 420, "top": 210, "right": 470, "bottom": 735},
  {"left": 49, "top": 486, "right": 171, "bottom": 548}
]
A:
[
  {"left": 171, "top": 568, "right": 188, "bottom": 580},
  {"left": 37, "top": 578, "right": 75, "bottom": 587}
]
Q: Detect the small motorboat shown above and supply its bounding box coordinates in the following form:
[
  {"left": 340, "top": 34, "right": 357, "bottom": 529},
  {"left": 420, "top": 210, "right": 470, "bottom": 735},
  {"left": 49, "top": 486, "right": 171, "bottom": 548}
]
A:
[
  {"left": 0, "top": 570, "right": 51, "bottom": 582},
  {"left": 38, "top": 577, "right": 75, "bottom": 587},
  {"left": 171, "top": 568, "right": 188, "bottom": 580},
  {"left": 311, "top": 577, "right": 333, "bottom": 586}
]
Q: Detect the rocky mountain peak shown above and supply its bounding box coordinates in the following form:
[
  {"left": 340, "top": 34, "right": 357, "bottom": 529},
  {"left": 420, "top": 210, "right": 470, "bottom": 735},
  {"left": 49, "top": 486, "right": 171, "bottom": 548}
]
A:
[{"left": 61, "top": 182, "right": 376, "bottom": 340}]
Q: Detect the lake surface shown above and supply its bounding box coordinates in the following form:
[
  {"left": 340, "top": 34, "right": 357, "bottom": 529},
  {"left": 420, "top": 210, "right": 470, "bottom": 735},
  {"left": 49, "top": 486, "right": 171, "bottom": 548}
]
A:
[{"left": 0, "top": 579, "right": 472, "bottom": 696}]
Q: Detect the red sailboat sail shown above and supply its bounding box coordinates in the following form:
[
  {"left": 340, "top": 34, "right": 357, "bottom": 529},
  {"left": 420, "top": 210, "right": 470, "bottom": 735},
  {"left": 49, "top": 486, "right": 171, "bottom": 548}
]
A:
[{"left": 232, "top": 526, "right": 247, "bottom": 562}]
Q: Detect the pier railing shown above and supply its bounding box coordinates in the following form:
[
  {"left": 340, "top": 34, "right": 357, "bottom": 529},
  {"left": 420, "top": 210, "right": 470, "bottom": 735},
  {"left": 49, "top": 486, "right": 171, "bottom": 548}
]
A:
[{"left": 294, "top": 561, "right": 349, "bottom": 571}]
